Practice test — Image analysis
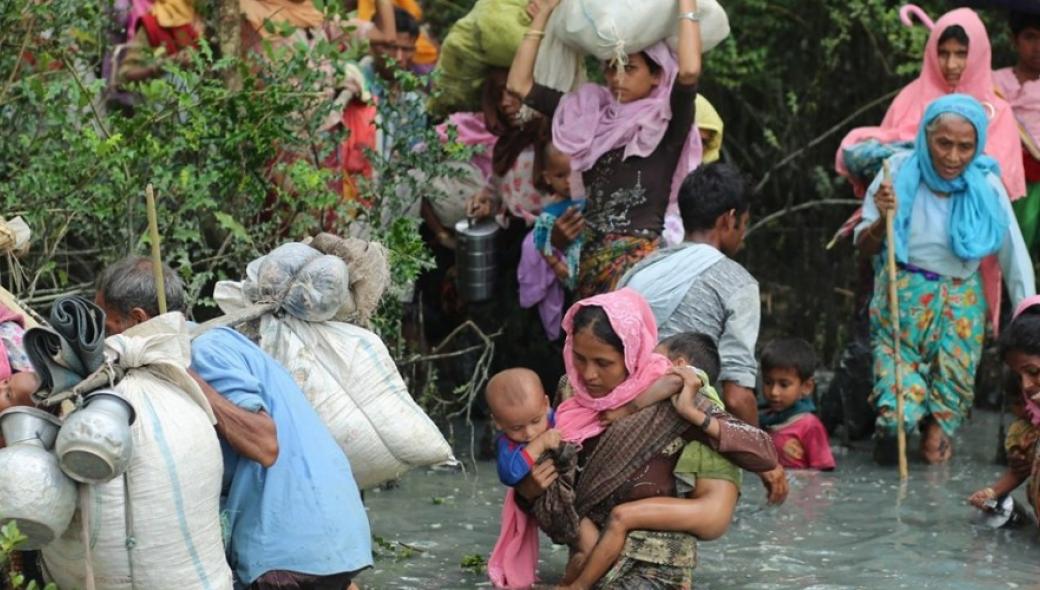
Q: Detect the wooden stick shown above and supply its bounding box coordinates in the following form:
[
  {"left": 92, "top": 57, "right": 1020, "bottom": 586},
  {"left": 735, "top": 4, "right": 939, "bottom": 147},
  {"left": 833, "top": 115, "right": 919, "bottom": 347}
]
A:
[
  {"left": 883, "top": 161, "right": 909, "bottom": 480},
  {"left": 145, "top": 185, "right": 167, "bottom": 315}
]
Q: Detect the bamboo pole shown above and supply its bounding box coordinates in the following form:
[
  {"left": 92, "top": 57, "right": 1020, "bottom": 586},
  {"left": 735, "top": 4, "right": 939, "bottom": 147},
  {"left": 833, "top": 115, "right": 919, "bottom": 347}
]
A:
[
  {"left": 883, "top": 161, "right": 908, "bottom": 480},
  {"left": 145, "top": 185, "right": 167, "bottom": 315}
]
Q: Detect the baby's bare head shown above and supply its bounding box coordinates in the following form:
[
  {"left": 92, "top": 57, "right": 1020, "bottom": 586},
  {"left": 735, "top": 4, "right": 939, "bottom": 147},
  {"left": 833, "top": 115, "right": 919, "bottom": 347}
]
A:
[{"left": 486, "top": 368, "right": 550, "bottom": 443}]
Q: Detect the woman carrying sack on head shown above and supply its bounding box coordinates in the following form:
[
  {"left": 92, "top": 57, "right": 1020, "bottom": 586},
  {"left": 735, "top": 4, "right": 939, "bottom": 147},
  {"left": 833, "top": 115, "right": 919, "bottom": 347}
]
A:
[
  {"left": 855, "top": 94, "right": 1035, "bottom": 465},
  {"left": 503, "top": 0, "right": 703, "bottom": 297}
]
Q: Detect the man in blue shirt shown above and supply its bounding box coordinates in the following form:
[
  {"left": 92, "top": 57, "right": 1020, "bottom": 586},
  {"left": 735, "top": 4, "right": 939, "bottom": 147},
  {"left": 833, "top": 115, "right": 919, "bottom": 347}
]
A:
[{"left": 96, "top": 256, "right": 372, "bottom": 590}]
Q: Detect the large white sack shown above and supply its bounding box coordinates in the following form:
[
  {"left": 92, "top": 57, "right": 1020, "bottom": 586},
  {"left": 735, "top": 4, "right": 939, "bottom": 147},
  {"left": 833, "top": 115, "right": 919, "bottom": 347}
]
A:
[
  {"left": 215, "top": 282, "right": 454, "bottom": 490},
  {"left": 534, "top": 0, "right": 730, "bottom": 93},
  {"left": 43, "top": 314, "right": 231, "bottom": 590}
]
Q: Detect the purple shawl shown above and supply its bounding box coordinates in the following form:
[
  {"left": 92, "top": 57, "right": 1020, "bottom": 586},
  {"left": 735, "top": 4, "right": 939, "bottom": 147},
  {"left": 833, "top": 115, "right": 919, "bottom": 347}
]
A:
[{"left": 551, "top": 42, "right": 702, "bottom": 208}]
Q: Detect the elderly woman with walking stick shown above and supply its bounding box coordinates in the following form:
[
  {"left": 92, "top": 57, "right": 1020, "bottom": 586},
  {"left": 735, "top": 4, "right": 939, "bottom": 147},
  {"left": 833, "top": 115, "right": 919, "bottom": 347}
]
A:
[{"left": 856, "top": 94, "right": 1036, "bottom": 465}]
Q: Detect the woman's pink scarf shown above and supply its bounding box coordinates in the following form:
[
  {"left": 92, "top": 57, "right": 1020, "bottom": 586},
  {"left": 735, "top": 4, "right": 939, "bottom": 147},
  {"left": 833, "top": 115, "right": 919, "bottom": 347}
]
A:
[
  {"left": 835, "top": 6, "right": 1024, "bottom": 199},
  {"left": 551, "top": 42, "right": 702, "bottom": 212},
  {"left": 488, "top": 288, "right": 671, "bottom": 589},
  {"left": 1012, "top": 295, "right": 1040, "bottom": 427}
]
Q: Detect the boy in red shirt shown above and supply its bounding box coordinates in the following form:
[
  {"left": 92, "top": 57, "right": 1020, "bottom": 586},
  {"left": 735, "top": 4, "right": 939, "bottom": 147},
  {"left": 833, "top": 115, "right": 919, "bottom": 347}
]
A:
[{"left": 759, "top": 337, "right": 836, "bottom": 471}]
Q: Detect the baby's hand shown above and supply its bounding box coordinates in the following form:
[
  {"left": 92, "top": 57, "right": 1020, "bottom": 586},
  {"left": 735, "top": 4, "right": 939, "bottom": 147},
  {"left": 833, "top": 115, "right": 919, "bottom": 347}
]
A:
[
  {"left": 600, "top": 404, "right": 637, "bottom": 426},
  {"left": 967, "top": 487, "right": 997, "bottom": 510},
  {"left": 668, "top": 365, "right": 702, "bottom": 393},
  {"left": 533, "top": 428, "right": 562, "bottom": 452}
]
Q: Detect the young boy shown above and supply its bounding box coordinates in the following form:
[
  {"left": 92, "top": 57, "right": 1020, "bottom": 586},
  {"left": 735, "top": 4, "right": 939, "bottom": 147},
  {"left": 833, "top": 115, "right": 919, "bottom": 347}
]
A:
[
  {"left": 994, "top": 10, "right": 1040, "bottom": 252},
  {"left": 559, "top": 333, "right": 743, "bottom": 590},
  {"left": 759, "top": 337, "right": 835, "bottom": 471}
]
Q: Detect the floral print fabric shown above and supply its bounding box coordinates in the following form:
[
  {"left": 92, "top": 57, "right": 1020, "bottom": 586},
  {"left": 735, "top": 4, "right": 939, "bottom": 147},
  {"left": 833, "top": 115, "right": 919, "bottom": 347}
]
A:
[{"left": 869, "top": 268, "right": 985, "bottom": 437}]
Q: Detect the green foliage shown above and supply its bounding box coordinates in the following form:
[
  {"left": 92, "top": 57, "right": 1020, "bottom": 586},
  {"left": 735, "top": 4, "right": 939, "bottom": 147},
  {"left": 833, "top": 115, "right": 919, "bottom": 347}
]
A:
[
  {"left": 0, "top": 0, "right": 468, "bottom": 360},
  {"left": 1, "top": 522, "right": 58, "bottom": 590},
  {"left": 459, "top": 553, "right": 486, "bottom": 573}
]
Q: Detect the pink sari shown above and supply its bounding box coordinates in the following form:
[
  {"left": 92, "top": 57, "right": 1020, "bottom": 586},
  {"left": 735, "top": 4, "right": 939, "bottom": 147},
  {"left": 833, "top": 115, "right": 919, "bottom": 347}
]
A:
[{"left": 487, "top": 289, "right": 671, "bottom": 588}]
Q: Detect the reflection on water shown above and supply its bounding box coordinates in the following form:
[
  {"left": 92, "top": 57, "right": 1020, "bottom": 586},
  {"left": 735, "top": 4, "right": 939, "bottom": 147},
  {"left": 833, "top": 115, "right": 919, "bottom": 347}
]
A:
[{"left": 358, "top": 410, "right": 1040, "bottom": 589}]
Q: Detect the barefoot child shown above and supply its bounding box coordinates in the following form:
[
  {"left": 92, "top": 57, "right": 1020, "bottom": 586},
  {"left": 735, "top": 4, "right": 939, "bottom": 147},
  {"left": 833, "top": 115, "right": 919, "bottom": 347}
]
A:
[
  {"left": 969, "top": 296, "right": 1040, "bottom": 521},
  {"left": 759, "top": 337, "right": 835, "bottom": 471},
  {"left": 558, "top": 332, "right": 744, "bottom": 590},
  {"left": 518, "top": 143, "right": 585, "bottom": 340}
]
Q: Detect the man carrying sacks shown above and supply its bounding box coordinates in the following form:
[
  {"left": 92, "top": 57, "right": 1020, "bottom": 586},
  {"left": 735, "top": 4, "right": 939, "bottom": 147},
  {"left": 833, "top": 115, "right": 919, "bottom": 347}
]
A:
[{"left": 95, "top": 256, "right": 373, "bottom": 590}]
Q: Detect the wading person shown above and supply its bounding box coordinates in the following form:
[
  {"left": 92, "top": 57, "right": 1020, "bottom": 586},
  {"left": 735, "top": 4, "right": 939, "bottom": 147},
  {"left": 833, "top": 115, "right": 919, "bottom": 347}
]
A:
[
  {"left": 855, "top": 95, "right": 1035, "bottom": 464},
  {"left": 95, "top": 257, "right": 373, "bottom": 590},
  {"left": 620, "top": 162, "right": 788, "bottom": 503},
  {"left": 970, "top": 295, "right": 1040, "bottom": 524}
]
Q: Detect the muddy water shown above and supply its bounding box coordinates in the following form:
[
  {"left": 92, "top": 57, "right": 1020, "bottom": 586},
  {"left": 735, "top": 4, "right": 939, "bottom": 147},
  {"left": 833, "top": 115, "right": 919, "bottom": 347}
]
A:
[{"left": 357, "top": 410, "right": 1040, "bottom": 589}]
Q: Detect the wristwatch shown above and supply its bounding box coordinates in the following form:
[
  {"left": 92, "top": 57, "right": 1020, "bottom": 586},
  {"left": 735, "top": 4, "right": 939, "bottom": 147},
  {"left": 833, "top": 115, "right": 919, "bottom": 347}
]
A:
[{"left": 699, "top": 412, "right": 712, "bottom": 431}]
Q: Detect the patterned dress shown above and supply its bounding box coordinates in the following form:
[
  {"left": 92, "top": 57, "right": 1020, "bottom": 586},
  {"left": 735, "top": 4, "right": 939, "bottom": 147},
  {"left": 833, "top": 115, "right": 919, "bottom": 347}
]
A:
[{"left": 869, "top": 267, "right": 985, "bottom": 436}]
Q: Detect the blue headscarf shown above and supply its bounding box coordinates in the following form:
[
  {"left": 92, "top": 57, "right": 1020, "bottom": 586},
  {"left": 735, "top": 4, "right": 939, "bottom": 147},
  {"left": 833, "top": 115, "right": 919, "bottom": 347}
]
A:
[{"left": 892, "top": 94, "right": 1009, "bottom": 262}]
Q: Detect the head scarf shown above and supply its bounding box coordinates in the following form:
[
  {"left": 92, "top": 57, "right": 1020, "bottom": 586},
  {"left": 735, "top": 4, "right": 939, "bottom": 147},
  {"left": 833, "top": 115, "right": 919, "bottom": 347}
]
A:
[
  {"left": 695, "top": 94, "right": 724, "bottom": 164},
  {"left": 555, "top": 288, "right": 673, "bottom": 444},
  {"left": 1011, "top": 295, "right": 1040, "bottom": 426},
  {"left": 552, "top": 42, "right": 703, "bottom": 209},
  {"left": 836, "top": 6, "right": 1025, "bottom": 200},
  {"left": 891, "top": 94, "right": 1009, "bottom": 263},
  {"left": 482, "top": 69, "right": 548, "bottom": 177}
]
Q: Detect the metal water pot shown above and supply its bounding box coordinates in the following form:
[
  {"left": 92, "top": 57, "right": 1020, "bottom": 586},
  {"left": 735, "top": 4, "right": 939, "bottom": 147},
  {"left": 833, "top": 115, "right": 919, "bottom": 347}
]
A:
[
  {"left": 454, "top": 219, "right": 499, "bottom": 303},
  {"left": 0, "top": 407, "right": 77, "bottom": 548},
  {"left": 56, "top": 389, "right": 136, "bottom": 484}
]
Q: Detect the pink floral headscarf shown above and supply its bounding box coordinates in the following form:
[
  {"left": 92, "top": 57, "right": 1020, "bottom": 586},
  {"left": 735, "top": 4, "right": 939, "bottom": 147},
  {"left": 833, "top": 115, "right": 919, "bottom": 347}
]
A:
[{"left": 556, "top": 288, "right": 674, "bottom": 444}]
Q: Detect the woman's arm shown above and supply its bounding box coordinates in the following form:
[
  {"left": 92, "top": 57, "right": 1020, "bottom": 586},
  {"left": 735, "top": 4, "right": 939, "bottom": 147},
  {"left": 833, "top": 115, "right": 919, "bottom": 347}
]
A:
[
  {"left": 855, "top": 171, "right": 896, "bottom": 257},
  {"left": 372, "top": 0, "right": 397, "bottom": 42},
  {"left": 995, "top": 177, "right": 1037, "bottom": 307},
  {"left": 968, "top": 469, "right": 1027, "bottom": 509},
  {"left": 675, "top": 388, "right": 778, "bottom": 473},
  {"left": 675, "top": 0, "right": 702, "bottom": 85},
  {"left": 507, "top": 0, "right": 559, "bottom": 100}
]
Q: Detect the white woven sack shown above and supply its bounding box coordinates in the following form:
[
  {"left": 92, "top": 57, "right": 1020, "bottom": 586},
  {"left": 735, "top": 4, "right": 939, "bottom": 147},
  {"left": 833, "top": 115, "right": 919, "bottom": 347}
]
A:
[
  {"left": 534, "top": 0, "right": 730, "bottom": 93},
  {"left": 42, "top": 314, "right": 231, "bottom": 590},
  {"left": 427, "top": 161, "right": 485, "bottom": 229},
  {"left": 215, "top": 282, "right": 454, "bottom": 490}
]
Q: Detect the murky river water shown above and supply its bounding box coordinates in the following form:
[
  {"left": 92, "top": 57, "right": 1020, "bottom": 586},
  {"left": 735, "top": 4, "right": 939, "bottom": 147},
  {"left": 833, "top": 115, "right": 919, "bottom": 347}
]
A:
[{"left": 357, "top": 410, "right": 1040, "bottom": 589}]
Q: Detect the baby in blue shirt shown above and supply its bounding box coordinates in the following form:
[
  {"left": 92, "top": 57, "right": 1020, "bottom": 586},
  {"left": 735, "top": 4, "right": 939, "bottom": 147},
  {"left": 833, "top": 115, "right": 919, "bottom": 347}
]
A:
[{"left": 486, "top": 368, "right": 561, "bottom": 486}]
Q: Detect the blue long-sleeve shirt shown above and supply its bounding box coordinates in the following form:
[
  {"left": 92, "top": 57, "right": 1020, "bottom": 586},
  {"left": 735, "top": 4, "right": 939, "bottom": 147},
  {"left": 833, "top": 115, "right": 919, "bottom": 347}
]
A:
[{"left": 495, "top": 410, "right": 556, "bottom": 487}]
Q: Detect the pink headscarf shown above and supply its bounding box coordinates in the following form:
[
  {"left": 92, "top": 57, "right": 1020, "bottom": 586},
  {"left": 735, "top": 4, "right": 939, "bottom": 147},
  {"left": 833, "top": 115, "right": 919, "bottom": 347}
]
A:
[
  {"left": 551, "top": 42, "right": 702, "bottom": 211},
  {"left": 835, "top": 6, "right": 1025, "bottom": 200},
  {"left": 556, "top": 288, "right": 674, "bottom": 443},
  {"left": 1012, "top": 295, "right": 1040, "bottom": 426},
  {"left": 487, "top": 288, "right": 672, "bottom": 589}
]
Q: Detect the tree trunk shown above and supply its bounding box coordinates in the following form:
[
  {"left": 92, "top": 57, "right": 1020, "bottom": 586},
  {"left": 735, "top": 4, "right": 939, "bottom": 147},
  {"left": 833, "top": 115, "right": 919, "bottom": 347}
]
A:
[{"left": 217, "top": 0, "right": 242, "bottom": 91}]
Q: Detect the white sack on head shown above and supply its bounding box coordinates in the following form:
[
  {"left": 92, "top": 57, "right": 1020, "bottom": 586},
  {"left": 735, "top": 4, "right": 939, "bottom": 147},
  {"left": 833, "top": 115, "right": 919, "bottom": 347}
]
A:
[
  {"left": 534, "top": 0, "right": 730, "bottom": 93},
  {"left": 43, "top": 313, "right": 230, "bottom": 590}
]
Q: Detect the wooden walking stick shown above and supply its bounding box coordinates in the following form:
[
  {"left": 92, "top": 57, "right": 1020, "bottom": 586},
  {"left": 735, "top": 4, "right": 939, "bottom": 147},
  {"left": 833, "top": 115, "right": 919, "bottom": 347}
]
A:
[
  {"left": 883, "top": 161, "right": 909, "bottom": 480},
  {"left": 145, "top": 184, "right": 167, "bottom": 315}
]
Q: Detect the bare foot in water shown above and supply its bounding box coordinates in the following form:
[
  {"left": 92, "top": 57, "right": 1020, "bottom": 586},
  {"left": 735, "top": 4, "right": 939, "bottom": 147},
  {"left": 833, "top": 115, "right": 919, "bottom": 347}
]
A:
[{"left": 921, "top": 420, "right": 952, "bottom": 464}]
